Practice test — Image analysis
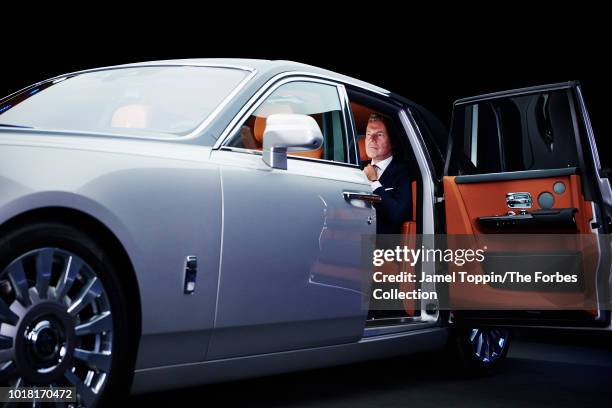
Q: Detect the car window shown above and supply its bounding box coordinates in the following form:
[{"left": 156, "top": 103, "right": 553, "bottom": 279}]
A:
[
  {"left": 409, "top": 105, "right": 449, "bottom": 181},
  {"left": 226, "top": 81, "right": 348, "bottom": 164},
  {"left": 447, "top": 90, "right": 579, "bottom": 176},
  {"left": 0, "top": 66, "right": 248, "bottom": 140}
]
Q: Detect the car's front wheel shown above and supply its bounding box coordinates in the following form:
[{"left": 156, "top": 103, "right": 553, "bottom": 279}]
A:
[{"left": 0, "top": 222, "right": 132, "bottom": 407}]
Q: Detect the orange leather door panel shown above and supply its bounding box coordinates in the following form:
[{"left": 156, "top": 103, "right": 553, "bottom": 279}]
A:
[
  {"left": 444, "top": 175, "right": 592, "bottom": 234},
  {"left": 444, "top": 174, "right": 598, "bottom": 312}
]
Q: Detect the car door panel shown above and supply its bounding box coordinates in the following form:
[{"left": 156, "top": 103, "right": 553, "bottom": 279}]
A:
[
  {"left": 445, "top": 171, "right": 593, "bottom": 235},
  {"left": 444, "top": 171, "right": 599, "bottom": 313},
  {"left": 443, "top": 82, "right": 611, "bottom": 327},
  {"left": 207, "top": 150, "right": 374, "bottom": 359}
]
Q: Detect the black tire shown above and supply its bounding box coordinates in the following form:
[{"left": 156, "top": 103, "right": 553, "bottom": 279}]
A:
[
  {"left": 0, "top": 222, "right": 134, "bottom": 406},
  {"left": 447, "top": 326, "right": 511, "bottom": 377}
]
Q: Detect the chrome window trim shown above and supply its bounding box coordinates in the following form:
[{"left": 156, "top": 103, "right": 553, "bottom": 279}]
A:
[
  {"left": 214, "top": 71, "right": 390, "bottom": 150},
  {"left": 0, "top": 64, "right": 257, "bottom": 142},
  {"left": 337, "top": 84, "right": 361, "bottom": 165},
  {"left": 217, "top": 75, "right": 358, "bottom": 168},
  {"left": 454, "top": 81, "right": 576, "bottom": 105},
  {"left": 272, "top": 71, "right": 390, "bottom": 98},
  {"left": 336, "top": 83, "right": 354, "bottom": 165},
  {"left": 399, "top": 109, "right": 438, "bottom": 324},
  {"left": 576, "top": 86, "right": 612, "bottom": 208},
  {"left": 218, "top": 146, "right": 362, "bottom": 169},
  {"left": 219, "top": 146, "right": 263, "bottom": 155}
]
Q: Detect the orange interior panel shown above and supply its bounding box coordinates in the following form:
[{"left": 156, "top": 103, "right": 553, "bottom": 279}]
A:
[
  {"left": 443, "top": 174, "right": 597, "bottom": 311},
  {"left": 444, "top": 175, "right": 592, "bottom": 235},
  {"left": 350, "top": 101, "right": 376, "bottom": 133},
  {"left": 378, "top": 181, "right": 418, "bottom": 316},
  {"left": 357, "top": 137, "right": 368, "bottom": 161}
]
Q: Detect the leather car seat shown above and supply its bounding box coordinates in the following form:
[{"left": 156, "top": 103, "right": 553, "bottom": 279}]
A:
[
  {"left": 358, "top": 136, "right": 368, "bottom": 161},
  {"left": 111, "top": 104, "right": 152, "bottom": 129}
]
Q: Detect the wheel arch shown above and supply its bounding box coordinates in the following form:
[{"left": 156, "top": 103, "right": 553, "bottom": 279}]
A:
[{"left": 0, "top": 206, "right": 142, "bottom": 360}]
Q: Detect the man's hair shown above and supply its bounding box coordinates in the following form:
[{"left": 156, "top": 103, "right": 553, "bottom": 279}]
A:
[
  {"left": 367, "top": 112, "right": 400, "bottom": 153},
  {"left": 368, "top": 113, "right": 386, "bottom": 124},
  {"left": 368, "top": 113, "right": 391, "bottom": 135}
]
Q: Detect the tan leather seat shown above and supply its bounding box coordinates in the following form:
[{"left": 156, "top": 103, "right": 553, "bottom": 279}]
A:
[
  {"left": 399, "top": 180, "right": 418, "bottom": 315},
  {"left": 379, "top": 181, "right": 418, "bottom": 317},
  {"left": 357, "top": 136, "right": 368, "bottom": 161},
  {"left": 253, "top": 116, "right": 267, "bottom": 146},
  {"left": 111, "top": 104, "right": 152, "bottom": 128}
]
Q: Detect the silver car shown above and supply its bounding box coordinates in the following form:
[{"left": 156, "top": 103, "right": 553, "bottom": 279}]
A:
[{"left": 0, "top": 59, "right": 609, "bottom": 407}]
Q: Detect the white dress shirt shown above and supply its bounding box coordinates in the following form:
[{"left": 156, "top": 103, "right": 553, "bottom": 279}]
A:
[{"left": 370, "top": 155, "right": 393, "bottom": 191}]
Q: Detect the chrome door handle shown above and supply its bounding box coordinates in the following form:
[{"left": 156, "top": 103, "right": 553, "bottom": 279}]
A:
[
  {"left": 343, "top": 191, "right": 382, "bottom": 203},
  {"left": 506, "top": 192, "right": 532, "bottom": 208}
]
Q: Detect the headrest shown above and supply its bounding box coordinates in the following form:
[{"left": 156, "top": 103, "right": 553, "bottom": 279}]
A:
[
  {"left": 111, "top": 104, "right": 152, "bottom": 129},
  {"left": 358, "top": 136, "right": 369, "bottom": 161},
  {"left": 253, "top": 116, "right": 267, "bottom": 144},
  {"left": 252, "top": 104, "right": 294, "bottom": 143}
]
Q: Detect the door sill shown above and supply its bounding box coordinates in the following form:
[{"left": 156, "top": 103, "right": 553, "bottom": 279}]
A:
[{"left": 363, "top": 318, "right": 437, "bottom": 338}]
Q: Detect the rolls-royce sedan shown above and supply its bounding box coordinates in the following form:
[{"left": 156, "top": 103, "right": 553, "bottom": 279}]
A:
[{"left": 0, "top": 59, "right": 609, "bottom": 406}]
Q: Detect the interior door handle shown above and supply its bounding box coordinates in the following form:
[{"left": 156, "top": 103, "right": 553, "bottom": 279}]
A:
[
  {"left": 506, "top": 192, "right": 532, "bottom": 208},
  {"left": 343, "top": 191, "right": 382, "bottom": 203}
]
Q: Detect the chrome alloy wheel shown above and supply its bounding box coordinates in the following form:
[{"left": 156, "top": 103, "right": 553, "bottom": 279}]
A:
[
  {"left": 469, "top": 328, "right": 509, "bottom": 364},
  {"left": 0, "top": 247, "right": 113, "bottom": 407}
]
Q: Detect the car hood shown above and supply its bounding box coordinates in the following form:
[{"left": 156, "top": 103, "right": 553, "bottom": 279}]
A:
[{"left": 0, "top": 127, "right": 214, "bottom": 163}]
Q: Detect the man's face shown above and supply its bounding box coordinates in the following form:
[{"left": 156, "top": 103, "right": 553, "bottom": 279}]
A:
[{"left": 365, "top": 120, "right": 392, "bottom": 162}]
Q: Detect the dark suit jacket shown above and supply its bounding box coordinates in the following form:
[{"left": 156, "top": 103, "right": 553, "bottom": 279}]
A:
[{"left": 361, "top": 158, "right": 413, "bottom": 234}]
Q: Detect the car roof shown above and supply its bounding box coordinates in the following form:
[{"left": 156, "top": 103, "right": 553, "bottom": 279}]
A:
[
  {"left": 112, "top": 58, "right": 448, "bottom": 152},
  {"left": 87, "top": 58, "right": 391, "bottom": 96}
]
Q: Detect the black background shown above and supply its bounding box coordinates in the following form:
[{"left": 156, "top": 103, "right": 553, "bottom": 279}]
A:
[
  {"left": 2, "top": 18, "right": 609, "bottom": 166},
  {"left": 2, "top": 13, "right": 612, "bottom": 405}
]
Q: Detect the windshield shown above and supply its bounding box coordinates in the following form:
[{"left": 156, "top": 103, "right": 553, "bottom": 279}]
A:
[{"left": 0, "top": 66, "right": 249, "bottom": 140}]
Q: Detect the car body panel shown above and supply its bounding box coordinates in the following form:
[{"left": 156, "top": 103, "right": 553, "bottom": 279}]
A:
[
  {"left": 132, "top": 326, "right": 449, "bottom": 394},
  {"left": 0, "top": 61, "right": 399, "bottom": 374},
  {"left": 0, "top": 131, "right": 223, "bottom": 368},
  {"left": 207, "top": 149, "right": 375, "bottom": 359},
  {"left": 0, "top": 60, "right": 450, "bottom": 385}
]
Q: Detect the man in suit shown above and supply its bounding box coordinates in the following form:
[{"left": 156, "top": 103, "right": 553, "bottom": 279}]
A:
[{"left": 362, "top": 113, "right": 412, "bottom": 235}]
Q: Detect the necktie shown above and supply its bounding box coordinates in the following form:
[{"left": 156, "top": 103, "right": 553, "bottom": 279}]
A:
[{"left": 372, "top": 164, "right": 381, "bottom": 179}]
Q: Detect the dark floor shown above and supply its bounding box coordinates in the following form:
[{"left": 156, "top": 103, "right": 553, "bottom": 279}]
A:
[{"left": 130, "top": 329, "right": 612, "bottom": 407}]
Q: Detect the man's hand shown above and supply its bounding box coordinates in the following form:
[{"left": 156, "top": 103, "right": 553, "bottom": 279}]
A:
[{"left": 363, "top": 164, "right": 378, "bottom": 181}]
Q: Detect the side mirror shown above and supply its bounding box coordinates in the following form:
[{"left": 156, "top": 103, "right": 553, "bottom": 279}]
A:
[{"left": 262, "top": 114, "right": 323, "bottom": 170}]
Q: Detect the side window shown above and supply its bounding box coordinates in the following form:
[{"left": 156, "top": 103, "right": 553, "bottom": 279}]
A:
[
  {"left": 461, "top": 102, "right": 503, "bottom": 174},
  {"left": 410, "top": 106, "right": 448, "bottom": 181},
  {"left": 226, "top": 81, "right": 348, "bottom": 163},
  {"left": 447, "top": 90, "right": 579, "bottom": 175}
]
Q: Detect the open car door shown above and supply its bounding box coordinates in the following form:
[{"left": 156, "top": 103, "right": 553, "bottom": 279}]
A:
[{"left": 442, "top": 81, "right": 612, "bottom": 328}]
